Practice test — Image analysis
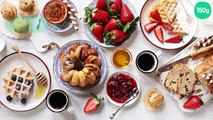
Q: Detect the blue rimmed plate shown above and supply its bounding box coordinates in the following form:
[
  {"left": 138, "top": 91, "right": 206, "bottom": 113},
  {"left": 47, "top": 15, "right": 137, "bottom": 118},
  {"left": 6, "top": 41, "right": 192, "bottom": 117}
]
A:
[
  {"left": 41, "top": 0, "right": 77, "bottom": 33},
  {"left": 53, "top": 40, "right": 107, "bottom": 94},
  {"left": 83, "top": 0, "right": 138, "bottom": 48}
]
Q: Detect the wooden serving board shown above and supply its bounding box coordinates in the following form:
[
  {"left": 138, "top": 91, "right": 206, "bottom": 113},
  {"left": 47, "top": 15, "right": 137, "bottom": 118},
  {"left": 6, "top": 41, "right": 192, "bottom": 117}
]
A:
[{"left": 157, "top": 38, "right": 213, "bottom": 113}]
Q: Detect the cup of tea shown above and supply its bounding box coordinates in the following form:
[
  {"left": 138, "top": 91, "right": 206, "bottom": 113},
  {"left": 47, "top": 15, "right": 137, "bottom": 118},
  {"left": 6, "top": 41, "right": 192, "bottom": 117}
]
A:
[
  {"left": 136, "top": 50, "right": 161, "bottom": 73},
  {"left": 46, "top": 89, "right": 73, "bottom": 113}
]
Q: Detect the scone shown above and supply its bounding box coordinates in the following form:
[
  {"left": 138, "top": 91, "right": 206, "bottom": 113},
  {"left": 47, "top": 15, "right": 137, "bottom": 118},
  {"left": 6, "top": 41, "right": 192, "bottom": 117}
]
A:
[
  {"left": 144, "top": 88, "right": 164, "bottom": 111},
  {"left": 194, "top": 54, "right": 213, "bottom": 94},
  {"left": 19, "top": 0, "right": 38, "bottom": 16},
  {"left": 164, "top": 63, "right": 197, "bottom": 96},
  {"left": 1, "top": 2, "right": 17, "bottom": 20}
]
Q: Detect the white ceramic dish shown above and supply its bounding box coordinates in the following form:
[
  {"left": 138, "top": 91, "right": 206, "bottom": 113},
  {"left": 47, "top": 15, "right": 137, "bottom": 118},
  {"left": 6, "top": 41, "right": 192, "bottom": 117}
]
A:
[
  {"left": 0, "top": 52, "right": 51, "bottom": 112},
  {"left": 105, "top": 71, "right": 140, "bottom": 107},
  {"left": 139, "top": 0, "right": 198, "bottom": 50}
]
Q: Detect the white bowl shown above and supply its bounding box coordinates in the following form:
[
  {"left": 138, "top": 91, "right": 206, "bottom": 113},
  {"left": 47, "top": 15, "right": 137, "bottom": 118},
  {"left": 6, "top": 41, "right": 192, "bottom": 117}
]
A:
[{"left": 105, "top": 71, "right": 141, "bottom": 107}]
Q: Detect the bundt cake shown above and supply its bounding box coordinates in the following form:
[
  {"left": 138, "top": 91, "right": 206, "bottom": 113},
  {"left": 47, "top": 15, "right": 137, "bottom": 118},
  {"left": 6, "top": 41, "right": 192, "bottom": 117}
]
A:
[{"left": 60, "top": 43, "right": 102, "bottom": 88}]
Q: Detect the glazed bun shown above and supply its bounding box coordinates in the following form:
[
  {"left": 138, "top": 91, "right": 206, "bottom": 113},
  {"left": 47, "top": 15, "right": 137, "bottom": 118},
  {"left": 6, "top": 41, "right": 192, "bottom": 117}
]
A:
[{"left": 1, "top": 2, "right": 17, "bottom": 20}]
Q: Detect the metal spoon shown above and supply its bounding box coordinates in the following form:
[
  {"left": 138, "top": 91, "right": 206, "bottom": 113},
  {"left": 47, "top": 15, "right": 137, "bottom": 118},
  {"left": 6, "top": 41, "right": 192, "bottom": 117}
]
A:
[{"left": 109, "top": 88, "right": 139, "bottom": 120}]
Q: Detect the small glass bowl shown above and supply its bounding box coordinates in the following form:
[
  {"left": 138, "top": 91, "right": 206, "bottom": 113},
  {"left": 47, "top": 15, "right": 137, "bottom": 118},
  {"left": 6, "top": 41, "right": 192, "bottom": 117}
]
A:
[{"left": 111, "top": 48, "right": 132, "bottom": 70}]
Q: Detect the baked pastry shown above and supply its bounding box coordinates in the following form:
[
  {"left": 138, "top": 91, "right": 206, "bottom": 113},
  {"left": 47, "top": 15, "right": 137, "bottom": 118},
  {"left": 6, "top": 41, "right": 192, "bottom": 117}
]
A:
[
  {"left": 19, "top": 0, "right": 38, "bottom": 16},
  {"left": 164, "top": 63, "right": 197, "bottom": 96},
  {"left": 60, "top": 43, "right": 102, "bottom": 88},
  {"left": 144, "top": 88, "right": 164, "bottom": 111},
  {"left": 2, "top": 67, "right": 34, "bottom": 99},
  {"left": 161, "top": 0, "right": 178, "bottom": 23},
  {"left": 194, "top": 54, "right": 213, "bottom": 94},
  {"left": 12, "top": 17, "right": 31, "bottom": 37},
  {"left": 168, "top": 19, "right": 188, "bottom": 35},
  {"left": 1, "top": 2, "right": 17, "bottom": 20}
]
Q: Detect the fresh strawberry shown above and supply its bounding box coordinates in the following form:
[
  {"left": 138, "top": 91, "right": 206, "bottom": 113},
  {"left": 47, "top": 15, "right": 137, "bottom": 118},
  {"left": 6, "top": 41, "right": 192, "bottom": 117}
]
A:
[
  {"left": 120, "top": 4, "right": 134, "bottom": 24},
  {"left": 84, "top": 93, "right": 104, "bottom": 113},
  {"left": 104, "top": 18, "right": 123, "bottom": 32},
  {"left": 84, "top": 7, "right": 109, "bottom": 24},
  {"left": 165, "top": 35, "right": 182, "bottom": 43},
  {"left": 183, "top": 96, "right": 203, "bottom": 110},
  {"left": 149, "top": 9, "right": 162, "bottom": 23},
  {"left": 110, "top": 0, "right": 122, "bottom": 13},
  {"left": 154, "top": 26, "right": 164, "bottom": 43},
  {"left": 105, "top": 29, "right": 128, "bottom": 45},
  {"left": 96, "top": 0, "right": 107, "bottom": 10},
  {"left": 144, "top": 22, "right": 158, "bottom": 33},
  {"left": 160, "top": 23, "right": 173, "bottom": 32},
  {"left": 90, "top": 23, "right": 104, "bottom": 43}
]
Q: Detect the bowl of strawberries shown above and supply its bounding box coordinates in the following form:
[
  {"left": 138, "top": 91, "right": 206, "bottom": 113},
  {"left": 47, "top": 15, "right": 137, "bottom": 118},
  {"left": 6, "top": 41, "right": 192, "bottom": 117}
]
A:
[{"left": 83, "top": 0, "right": 139, "bottom": 48}]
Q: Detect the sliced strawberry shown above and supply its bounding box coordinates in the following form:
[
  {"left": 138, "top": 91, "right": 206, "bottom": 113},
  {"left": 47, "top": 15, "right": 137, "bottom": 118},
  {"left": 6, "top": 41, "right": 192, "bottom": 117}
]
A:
[
  {"left": 105, "top": 29, "right": 128, "bottom": 45},
  {"left": 144, "top": 22, "right": 158, "bottom": 33},
  {"left": 160, "top": 23, "right": 173, "bottom": 32},
  {"left": 165, "top": 35, "right": 182, "bottom": 43},
  {"left": 183, "top": 96, "right": 203, "bottom": 110},
  {"left": 84, "top": 93, "right": 104, "bottom": 113},
  {"left": 154, "top": 26, "right": 164, "bottom": 43},
  {"left": 120, "top": 4, "right": 134, "bottom": 24},
  {"left": 90, "top": 23, "right": 104, "bottom": 43},
  {"left": 104, "top": 18, "right": 123, "bottom": 32},
  {"left": 84, "top": 7, "right": 109, "bottom": 24},
  {"left": 110, "top": 0, "right": 122, "bottom": 13},
  {"left": 149, "top": 9, "right": 162, "bottom": 23},
  {"left": 96, "top": 0, "right": 107, "bottom": 10}
]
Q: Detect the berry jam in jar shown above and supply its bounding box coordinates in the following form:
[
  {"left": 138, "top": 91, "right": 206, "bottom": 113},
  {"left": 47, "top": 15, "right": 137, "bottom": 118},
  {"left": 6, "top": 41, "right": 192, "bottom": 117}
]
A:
[{"left": 107, "top": 73, "right": 138, "bottom": 103}]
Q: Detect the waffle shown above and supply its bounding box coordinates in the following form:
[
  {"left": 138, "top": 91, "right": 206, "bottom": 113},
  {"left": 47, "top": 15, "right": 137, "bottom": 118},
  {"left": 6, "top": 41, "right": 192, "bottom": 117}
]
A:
[
  {"left": 161, "top": 0, "right": 178, "bottom": 23},
  {"left": 168, "top": 19, "right": 188, "bottom": 35},
  {"left": 154, "top": 2, "right": 170, "bottom": 24},
  {"left": 2, "top": 67, "right": 34, "bottom": 99}
]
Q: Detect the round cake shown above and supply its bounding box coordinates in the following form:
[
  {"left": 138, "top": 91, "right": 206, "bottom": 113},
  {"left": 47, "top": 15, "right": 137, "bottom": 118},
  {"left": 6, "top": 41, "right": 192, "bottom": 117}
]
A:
[{"left": 59, "top": 43, "right": 102, "bottom": 88}]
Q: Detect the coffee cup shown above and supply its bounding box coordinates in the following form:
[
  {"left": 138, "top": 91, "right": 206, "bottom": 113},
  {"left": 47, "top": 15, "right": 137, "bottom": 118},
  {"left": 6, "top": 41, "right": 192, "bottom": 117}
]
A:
[
  {"left": 136, "top": 50, "right": 161, "bottom": 73},
  {"left": 46, "top": 89, "right": 73, "bottom": 113}
]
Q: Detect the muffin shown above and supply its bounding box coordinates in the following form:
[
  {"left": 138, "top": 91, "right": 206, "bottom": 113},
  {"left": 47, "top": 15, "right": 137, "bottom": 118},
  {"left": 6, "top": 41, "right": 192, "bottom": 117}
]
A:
[
  {"left": 143, "top": 88, "right": 164, "bottom": 111},
  {"left": 1, "top": 2, "right": 17, "bottom": 20},
  {"left": 19, "top": 0, "right": 38, "bottom": 16},
  {"left": 12, "top": 17, "right": 31, "bottom": 37}
]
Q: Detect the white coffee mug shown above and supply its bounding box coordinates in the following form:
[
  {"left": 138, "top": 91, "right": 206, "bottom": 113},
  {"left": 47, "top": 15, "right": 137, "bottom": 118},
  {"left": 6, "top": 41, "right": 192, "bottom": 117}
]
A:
[{"left": 46, "top": 89, "right": 74, "bottom": 113}]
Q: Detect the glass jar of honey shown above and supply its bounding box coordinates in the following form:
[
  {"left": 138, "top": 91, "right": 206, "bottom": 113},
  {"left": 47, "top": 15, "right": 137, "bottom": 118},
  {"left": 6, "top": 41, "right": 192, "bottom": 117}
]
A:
[{"left": 111, "top": 48, "right": 132, "bottom": 70}]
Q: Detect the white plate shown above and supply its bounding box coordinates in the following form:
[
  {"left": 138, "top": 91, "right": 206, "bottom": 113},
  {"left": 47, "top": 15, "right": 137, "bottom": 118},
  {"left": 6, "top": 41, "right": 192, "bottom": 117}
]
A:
[
  {"left": 105, "top": 71, "right": 140, "bottom": 107},
  {"left": 139, "top": 0, "right": 198, "bottom": 50},
  {"left": 0, "top": 52, "right": 51, "bottom": 112}
]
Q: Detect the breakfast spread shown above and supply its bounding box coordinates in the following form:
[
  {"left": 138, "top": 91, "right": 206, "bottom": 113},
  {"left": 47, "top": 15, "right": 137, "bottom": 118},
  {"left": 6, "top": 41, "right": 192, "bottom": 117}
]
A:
[
  {"left": 1, "top": 2, "right": 17, "bottom": 20},
  {"left": 19, "top": 0, "right": 38, "bottom": 16},
  {"left": 107, "top": 73, "right": 138, "bottom": 103},
  {"left": 59, "top": 43, "right": 102, "bottom": 88},
  {"left": 84, "top": 0, "right": 139, "bottom": 46},
  {"left": 2, "top": 67, "right": 34, "bottom": 104},
  {"left": 143, "top": 88, "right": 164, "bottom": 111}
]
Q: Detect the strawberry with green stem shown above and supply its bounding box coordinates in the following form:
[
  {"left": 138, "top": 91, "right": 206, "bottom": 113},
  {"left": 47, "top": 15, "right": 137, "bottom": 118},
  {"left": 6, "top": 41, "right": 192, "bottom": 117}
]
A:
[
  {"left": 84, "top": 93, "right": 104, "bottom": 113},
  {"left": 104, "top": 18, "right": 123, "bottom": 32},
  {"left": 120, "top": 4, "right": 134, "bottom": 24},
  {"left": 90, "top": 23, "right": 104, "bottom": 43}
]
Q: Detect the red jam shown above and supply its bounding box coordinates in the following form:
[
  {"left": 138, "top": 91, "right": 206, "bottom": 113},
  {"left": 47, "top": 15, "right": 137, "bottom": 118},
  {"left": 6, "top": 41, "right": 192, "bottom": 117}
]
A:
[{"left": 107, "top": 73, "right": 137, "bottom": 103}]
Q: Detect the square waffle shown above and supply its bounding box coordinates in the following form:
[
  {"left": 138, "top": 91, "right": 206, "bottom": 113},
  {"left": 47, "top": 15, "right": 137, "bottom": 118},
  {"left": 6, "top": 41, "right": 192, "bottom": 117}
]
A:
[
  {"left": 161, "top": 0, "right": 178, "bottom": 23},
  {"left": 2, "top": 67, "right": 34, "bottom": 99},
  {"left": 168, "top": 19, "right": 188, "bottom": 35}
]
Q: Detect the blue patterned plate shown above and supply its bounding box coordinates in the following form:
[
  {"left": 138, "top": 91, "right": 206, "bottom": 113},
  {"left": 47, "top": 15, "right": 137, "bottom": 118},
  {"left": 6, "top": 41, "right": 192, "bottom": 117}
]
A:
[
  {"left": 84, "top": 0, "right": 138, "bottom": 48},
  {"left": 53, "top": 40, "right": 107, "bottom": 94},
  {"left": 41, "top": 0, "right": 77, "bottom": 33}
]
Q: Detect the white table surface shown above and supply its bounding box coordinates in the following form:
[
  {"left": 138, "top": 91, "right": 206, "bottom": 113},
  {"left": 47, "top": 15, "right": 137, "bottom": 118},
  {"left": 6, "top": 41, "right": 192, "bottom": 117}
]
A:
[{"left": 1, "top": 0, "right": 213, "bottom": 120}]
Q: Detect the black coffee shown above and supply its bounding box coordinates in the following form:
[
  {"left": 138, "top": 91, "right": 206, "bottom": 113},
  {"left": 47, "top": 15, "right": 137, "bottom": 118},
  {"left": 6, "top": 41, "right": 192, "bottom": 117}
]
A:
[
  {"left": 137, "top": 53, "right": 155, "bottom": 71},
  {"left": 49, "top": 92, "right": 67, "bottom": 109}
]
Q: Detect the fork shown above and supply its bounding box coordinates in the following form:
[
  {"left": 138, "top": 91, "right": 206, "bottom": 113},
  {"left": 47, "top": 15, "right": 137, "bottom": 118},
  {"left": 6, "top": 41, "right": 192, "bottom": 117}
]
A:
[{"left": 179, "top": 0, "right": 194, "bottom": 25}]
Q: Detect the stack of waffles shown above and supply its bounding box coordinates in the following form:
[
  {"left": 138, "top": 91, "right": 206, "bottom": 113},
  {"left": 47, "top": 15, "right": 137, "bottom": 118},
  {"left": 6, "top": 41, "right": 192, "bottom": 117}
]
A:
[
  {"left": 148, "top": 0, "right": 188, "bottom": 35},
  {"left": 2, "top": 67, "right": 34, "bottom": 99}
]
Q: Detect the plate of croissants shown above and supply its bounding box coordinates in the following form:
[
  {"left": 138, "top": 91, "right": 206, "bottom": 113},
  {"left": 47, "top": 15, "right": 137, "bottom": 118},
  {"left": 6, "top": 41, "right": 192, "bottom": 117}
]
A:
[{"left": 53, "top": 40, "right": 107, "bottom": 94}]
